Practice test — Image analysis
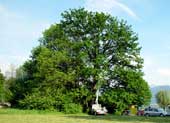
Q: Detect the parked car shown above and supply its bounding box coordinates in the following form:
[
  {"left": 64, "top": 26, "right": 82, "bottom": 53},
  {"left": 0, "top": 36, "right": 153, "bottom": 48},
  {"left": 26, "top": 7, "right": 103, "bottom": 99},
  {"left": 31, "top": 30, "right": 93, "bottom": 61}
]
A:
[
  {"left": 137, "top": 109, "right": 144, "bottom": 116},
  {"left": 122, "top": 109, "right": 130, "bottom": 115},
  {"left": 144, "top": 107, "right": 167, "bottom": 117},
  {"left": 165, "top": 105, "right": 170, "bottom": 116}
]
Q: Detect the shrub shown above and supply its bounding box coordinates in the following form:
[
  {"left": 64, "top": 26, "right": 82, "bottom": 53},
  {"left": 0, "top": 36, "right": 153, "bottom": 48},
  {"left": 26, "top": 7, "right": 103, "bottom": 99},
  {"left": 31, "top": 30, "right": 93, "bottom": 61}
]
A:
[
  {"left": 62, "top": 103, "right": 82, "bottom": 114},
  {"left": 18, "top": 89, "right": 82, "bottom": 113},
  {"left": 19, "top": 93, "right": 56, "bottom": 110},
  {"left": 18, "top": 88, "right": 83, "bottom": 113}
]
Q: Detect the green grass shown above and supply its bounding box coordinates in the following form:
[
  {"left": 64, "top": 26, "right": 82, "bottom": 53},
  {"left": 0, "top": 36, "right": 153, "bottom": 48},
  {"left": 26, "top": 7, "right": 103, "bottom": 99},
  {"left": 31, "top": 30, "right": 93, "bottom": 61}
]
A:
[
  {"left": 0, "top": 109, "right": 170, "bottom": 123},
  {"left": 0, "top": 108, "right": 64, "bottom": 115}
]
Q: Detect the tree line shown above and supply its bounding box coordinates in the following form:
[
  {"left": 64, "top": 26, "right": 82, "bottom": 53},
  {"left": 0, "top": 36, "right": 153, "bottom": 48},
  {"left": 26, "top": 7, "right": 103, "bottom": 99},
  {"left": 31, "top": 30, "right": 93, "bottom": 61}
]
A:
[{"left": 0, "top": 8, "right": 151, "bottom": 114}]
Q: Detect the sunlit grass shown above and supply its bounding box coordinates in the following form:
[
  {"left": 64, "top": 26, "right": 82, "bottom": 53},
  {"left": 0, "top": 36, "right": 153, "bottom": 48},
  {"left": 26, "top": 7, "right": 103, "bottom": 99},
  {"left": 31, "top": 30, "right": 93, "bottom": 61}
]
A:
[{"left": 0, "top": 109, "right": 170, "bottom": 123}]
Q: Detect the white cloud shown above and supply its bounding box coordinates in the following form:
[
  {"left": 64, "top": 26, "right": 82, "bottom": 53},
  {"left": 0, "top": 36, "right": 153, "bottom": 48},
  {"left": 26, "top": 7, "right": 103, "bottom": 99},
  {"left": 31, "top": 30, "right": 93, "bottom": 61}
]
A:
[
  {"left": 142, "top": 55, "right": 170, "bottom": 86},
  {"left": 84, "top": 0, "right": 139, "bottom": 20},
  {"left": 157, "top": 68, "right": 170, "bottom": 77}
]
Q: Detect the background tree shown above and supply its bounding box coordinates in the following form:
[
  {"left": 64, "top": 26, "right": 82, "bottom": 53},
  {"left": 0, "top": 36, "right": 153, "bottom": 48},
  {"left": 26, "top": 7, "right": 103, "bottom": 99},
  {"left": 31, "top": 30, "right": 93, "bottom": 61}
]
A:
[
  {"left": 9, "top": 8, "right": 151, "bottom": 114},
  {"left": 0, "top": 69, "right": 12, "bottom": 103},
  {"left": 0, "top": 70, "right": 5, "bottom": 102},
  {"left": 9, "top": 66, "right": 29, "bottom": 106},
  {"left": 156, "top": 90, "right": 170, "bottom": 109}
]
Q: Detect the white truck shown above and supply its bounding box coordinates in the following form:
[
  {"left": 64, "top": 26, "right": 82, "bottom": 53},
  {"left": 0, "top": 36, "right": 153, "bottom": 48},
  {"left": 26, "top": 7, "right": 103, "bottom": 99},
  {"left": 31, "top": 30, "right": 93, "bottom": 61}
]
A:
[
  {"left": 91, "top": 89, "right": 107, "bottom": 115},
  {"left": 92, "top": 104, "right": 107, "bottom": 115}
]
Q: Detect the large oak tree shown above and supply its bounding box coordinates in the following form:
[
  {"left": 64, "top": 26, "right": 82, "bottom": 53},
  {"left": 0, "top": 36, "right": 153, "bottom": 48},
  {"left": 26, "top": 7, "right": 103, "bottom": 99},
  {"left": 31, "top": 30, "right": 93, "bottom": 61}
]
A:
[{"left": 11, "top": 8, "right": 151, "bottom": 113}]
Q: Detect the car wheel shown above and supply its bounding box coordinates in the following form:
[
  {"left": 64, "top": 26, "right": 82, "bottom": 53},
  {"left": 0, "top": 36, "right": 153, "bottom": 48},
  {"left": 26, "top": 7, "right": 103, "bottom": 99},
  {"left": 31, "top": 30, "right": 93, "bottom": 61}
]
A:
[
  {"left": 160, "top": 113, "right": 164, "bottom": 117},
  {"left": 145, "top": 113, "right": 149, "bottom": 117}
]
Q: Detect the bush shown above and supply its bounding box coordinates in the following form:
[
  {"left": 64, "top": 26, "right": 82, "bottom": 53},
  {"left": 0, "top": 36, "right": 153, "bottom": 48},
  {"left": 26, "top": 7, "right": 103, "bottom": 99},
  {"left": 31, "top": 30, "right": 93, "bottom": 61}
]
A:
[
  {"left": 18, "top": 88, "right": 83, "bottom": 113},
  {"left": 19, "top": 93, "right": 56, "bottom": 110},
  {"left": 62, "top": 103, "right": 82, "bottom": 114},
  {"left": 100, "top": 89, "right": 132, "bottom": 114},
  {"left": 18, "top": 89, "right": 83, "bottom": 113}
]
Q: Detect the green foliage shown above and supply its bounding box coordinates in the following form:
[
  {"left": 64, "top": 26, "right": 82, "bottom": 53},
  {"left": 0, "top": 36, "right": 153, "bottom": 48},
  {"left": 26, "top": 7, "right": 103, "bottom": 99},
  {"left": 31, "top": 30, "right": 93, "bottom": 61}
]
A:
[
  {"left": 9, "top": 66, "right": 33, "bottom": 105},
  {"left": 0, "top": 69, "right": 12, "bottom": 102},
  {"left": 19, "top": 91, "right": 56, "bottom": 110},
  {"left": 100, "top": 88, "right": 133, "bottom": 114},
  {"left": 0, "top": 70, "right": 5, "bottom": 102},
  {"left": 18, "top": 88, "right": 58, "bottom": 110},
  {"left": 63, "top": 103, "right": 83, "bottom": 114},
  {"left": 100, "top": 66, "right": 151, "bottom": 114},
  {"left": 114, "top": 66, "right": 151, "bottom": 106},
  {"left": 18, "top": 88, "right": 83, "bottom": 114},
  {"left": 156, "top": 90, "right": 170, "bottom": 109}
]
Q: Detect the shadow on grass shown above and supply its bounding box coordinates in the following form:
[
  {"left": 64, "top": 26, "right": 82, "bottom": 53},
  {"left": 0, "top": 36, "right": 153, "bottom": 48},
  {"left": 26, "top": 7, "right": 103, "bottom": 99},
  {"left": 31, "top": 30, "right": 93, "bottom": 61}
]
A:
[{"left": 65, "top": 115, "right": 170, "bottom": 123}]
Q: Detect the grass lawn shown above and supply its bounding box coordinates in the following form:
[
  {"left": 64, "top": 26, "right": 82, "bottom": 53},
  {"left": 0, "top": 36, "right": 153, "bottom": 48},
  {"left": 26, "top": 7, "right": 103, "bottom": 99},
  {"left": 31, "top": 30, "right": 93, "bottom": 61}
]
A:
[{"left": 0, "top": 109, "right": 170, "bottom": 123}]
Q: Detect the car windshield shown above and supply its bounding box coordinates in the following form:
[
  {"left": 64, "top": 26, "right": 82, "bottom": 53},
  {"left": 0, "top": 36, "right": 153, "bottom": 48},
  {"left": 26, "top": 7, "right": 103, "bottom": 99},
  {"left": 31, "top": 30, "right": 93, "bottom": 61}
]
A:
[{"left": 158, "top": 108, "right": 164, "bottom": 112}]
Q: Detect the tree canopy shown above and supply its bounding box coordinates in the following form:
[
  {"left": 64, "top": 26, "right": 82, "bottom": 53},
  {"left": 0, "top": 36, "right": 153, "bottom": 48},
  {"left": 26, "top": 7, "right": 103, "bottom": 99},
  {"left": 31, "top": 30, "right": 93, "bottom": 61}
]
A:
[{"left": 9, "top": 8, "right": 151, "bottom": 114}]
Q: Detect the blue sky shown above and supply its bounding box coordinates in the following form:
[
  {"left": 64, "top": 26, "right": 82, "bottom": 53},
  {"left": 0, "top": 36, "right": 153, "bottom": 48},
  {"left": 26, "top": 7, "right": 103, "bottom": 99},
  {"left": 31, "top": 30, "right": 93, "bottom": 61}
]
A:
[{"left": 0, "top": 0, "right": 170, "bottom": 86}]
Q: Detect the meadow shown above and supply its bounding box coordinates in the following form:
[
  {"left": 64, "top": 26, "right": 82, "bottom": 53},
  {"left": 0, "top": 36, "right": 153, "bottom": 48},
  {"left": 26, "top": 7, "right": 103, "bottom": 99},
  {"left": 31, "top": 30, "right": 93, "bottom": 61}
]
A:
[{"left": 0, "top": 109, "right": 170, "bottom": 123}]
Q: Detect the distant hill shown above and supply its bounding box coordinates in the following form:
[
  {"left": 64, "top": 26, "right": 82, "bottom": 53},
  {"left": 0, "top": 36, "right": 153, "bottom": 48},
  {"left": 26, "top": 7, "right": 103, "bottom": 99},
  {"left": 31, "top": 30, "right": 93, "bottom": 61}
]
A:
[{"left": 150, "top": 85, "right": 170, "bottom": 104}]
